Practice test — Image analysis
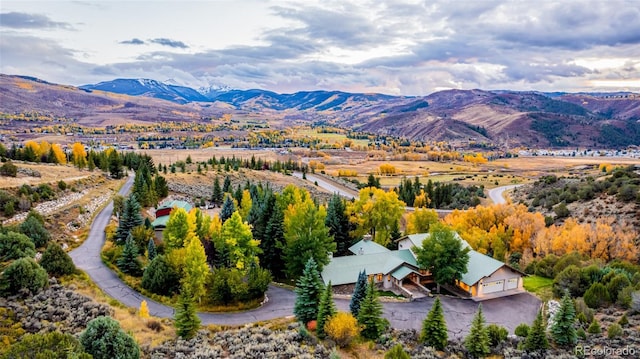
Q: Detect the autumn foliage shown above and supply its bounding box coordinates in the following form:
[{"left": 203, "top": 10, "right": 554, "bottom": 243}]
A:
[{"left": 324, "top": 312, "right": 360, "bottom": 348}]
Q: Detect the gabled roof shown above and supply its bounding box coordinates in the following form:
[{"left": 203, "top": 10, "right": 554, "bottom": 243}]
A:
[
  {"left": 348, "top": 239, "right": 390, "bottom": 255},
  {"left": 399, "top": 232, "right": 469, "bottom": 250},
  {"left": 151, "top": 215, "right": 169, "bottom": 228},
  {"left": 157, "top": 200, "right": 192, "bottom": 212},
  {"left": 460, "top": 250, "right": 508, "bottom": 286},
  {"left": 321, "top": 249, "right": 417, "bottom": 286},
  {"left": 391, "top": 266, "right": 419, "bottom": 281}
]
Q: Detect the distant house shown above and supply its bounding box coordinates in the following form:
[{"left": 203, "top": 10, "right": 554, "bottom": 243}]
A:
[
  {"left": 321, "top": 232, "right": 525, "bottom": 301},
  {"left": 151, "top": 200, "right": 192, "bottom": 240}
]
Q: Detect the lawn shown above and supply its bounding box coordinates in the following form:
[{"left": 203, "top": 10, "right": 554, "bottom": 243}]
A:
[{"left": 523, "top": 275, "right": 553, "bottom": 300}]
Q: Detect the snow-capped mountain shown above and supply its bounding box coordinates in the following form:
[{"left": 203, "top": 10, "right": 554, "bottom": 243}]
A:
[{"left": 80, "top": 78, "right": 210, "bottom": 104}]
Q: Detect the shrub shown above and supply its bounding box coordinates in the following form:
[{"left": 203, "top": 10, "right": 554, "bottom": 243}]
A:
[
  {"left": 141, "top": 255, "right": 180, "bottom": 296},
  {"left": 39, "top": 242, "right": 76, "bottom": 276},
  {"left": 0, "top": 161, "right": 17, "bottom": 177},
  {"left": 584, "top": 283, "right": 610, "bottom": 308},
  {"left": 80, "top": 316, "right": 140, "bottom": 359},
  {"left": 487, "top": 324, "right": 508, "bottom": 347},
  {"left": 0, "top": 257, "right": 48, "bottom": 297},
  {"left": 247, "top": 265, "right": 271, "bottom": 300},
  {"left": 3, "top": 331, "right": 91, "bottom": 358},
  {"left": 325, "top": 312, "right": 360, "bottom": 348},
  {"left": 19, "top": 215, "right": 51, "bottom": 248},
  {"left": 0, "top": 231, "right": 36, "bottom": 261},
  {"left": 515, "top": 323, "right": 530, "bottom": 337},
  {"left": 552, "top": 252, "right": 582, "bottom": 277},
  {"left": 606, "top": 274, "right": 631, "bottom": 303},
  {"left": 587, "top": 319, "right": 601, "bottom": 334},
  {"left": 535, "top": 254, "right": 558, "bottom": 278},
  {"left": 57, "top": 180, "right": 67, "bottom": 190},
  {"left": 577, "top": 328, "right": 586, "bottom": 340},
  {"left": 607, "top": 323, "right": 623, "bottom": 339},
  {"left": 553, "top": 265, "right": 586, "bottom": 298},
  {"left": 384, "top": 343, "right": 411, "bottom": 359},
  {"left": 618, "top": 313, "right": 629, "bottom": 327}
]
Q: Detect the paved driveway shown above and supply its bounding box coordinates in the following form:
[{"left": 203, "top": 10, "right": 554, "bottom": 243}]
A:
[{"left": 70, "top": 175, "right": 540, "bottom": 335}]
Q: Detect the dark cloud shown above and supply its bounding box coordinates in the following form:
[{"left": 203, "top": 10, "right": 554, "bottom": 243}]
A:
[
  {"left": 0, "top": 12, "right": 73, "bottom": 30},
  {"left": 149, "top": 38, "right": 188, "bottom": 49},
  {"left": 120, "top": 38, "right": 145, "bottom": 45}
]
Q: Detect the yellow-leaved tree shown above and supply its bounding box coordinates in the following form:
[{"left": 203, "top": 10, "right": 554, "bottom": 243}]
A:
[
  {"left": 183, "top": 234, "right": 209, "bottom": 303},
  {"left": 71, "top": 142, "right": 87, "bottom": 169},
  {"left": 348, "top": 187, "right": 405, "bottom": 247},
  {"left": 139, "top": 300, "right": 149, "bottom": 318}
]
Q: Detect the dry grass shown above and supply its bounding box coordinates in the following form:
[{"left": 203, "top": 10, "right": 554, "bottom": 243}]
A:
[
  {"left": 0, "top": 163, "right": 90, "bottom": 188},
  {"left": 139, "top": 147, "right": 280, "bottom": 165},
  {"left": 489, "top": 156, "right": 640, "bottom": 171}
]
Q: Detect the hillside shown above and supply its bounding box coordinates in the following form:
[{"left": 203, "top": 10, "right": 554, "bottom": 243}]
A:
[{"left": 2, "top": 74, "right": 640, "bottom": 148}]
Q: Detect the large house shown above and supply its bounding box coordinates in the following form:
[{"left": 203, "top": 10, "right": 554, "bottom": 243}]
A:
[
  {"left": 321, "top": 233, "right": 525, "bottom": 301},
  {"left": 151, "top": 199, "right": 192, "bottom": 240}
]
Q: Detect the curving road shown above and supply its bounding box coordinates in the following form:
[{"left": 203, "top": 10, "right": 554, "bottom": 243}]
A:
[
  {"left": 488, "top": 184, "right": 522, "bottom": 204},
  {"left": 69, "top": 175, "right": 539, "bottom": 334}
]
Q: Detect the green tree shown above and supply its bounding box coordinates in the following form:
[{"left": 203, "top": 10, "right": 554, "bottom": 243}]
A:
[
  {"left": 283, "top": 197, "right": 335, "bottom": 278},
  {"left": 222, "top": 175, "right": 232, "bottom": 193},
  {"left": 551, "top": 292, "right": 577, "bottom": 347},
  {"left": 348, "top": 187, "right": 405, "bottom": 246},
  {"left": 587, "top": 318, "right": 601, "bottom": 334},
  {"left": 486, "top": 324, "right": 508, "bottom": 347},
  {"left": 163, "top": 207, "right": 191, "bottom": 249},
  {"left": 384, "top": 343, "right": 411, "bottom": 359},
  {"left": 79, "top": 316, "right": 140, "bottom": 359},
  {"left": 147, "top": 238, "right": 157, "bottom": 261},
  {"left": 524, "top": 311, "right": 549, "bottom": 352},
  {"left": 19, "top": 215, "right": 51, "bottom": 248},
  {"left": 246, "top": 264, "right": 271, "bottom": 300},
  {"left": 260, "top": 198, "right": 285, "bottom": 278},
  {"left": 39, "top": 242, "right": 76, "bottom": 276},
  {"left": 212, "top": 177, "right": 223, "bottom": 206},
  {"left": 325, "top": 194, "right": 353, "bottom": 256},
  {"left": 317, "top": 281, "right": 336, "bottom": 339},
  {"left": 464, "top": 304, "right": 490, "bottom": 358},
  {"left": 0, "top": 257, "right": 48, "bottom": 297},
  {"left": 108, "top": 150, "right": 124, "bottom": 179},
  {"left": 406, "top": 207, "right": 439, "bottom": 234},
  {"left": 349, "top": 270, "right": 367, "bottom": 317},
  {"left": 293, "top": 258, "right": 324, "bottom": 325},
  {"left": 142, "top": 255, "right": 180, "bottom": 296},
  {"left": 117, "top": 234, "right": 142, "bottom": 276},
  {"left": 584, "top": 282, "right": 611, "bottom": 308},
  {"left": 358, "top": 279, "right": 387, "bottom": 340},
  {"left": 414, "top": 223, "right": 470, "bottom": 293},
  {"left": 115, "top": 194, "right": 143, "bottom": 243},
  {"left": 174, "top": 286, "right": 201, "bottom": 339},
  {"left": 3, "top": 331, "right": 91, "bottom": 359},
  {"left": 221, "top": 211, "right": 260, "bottom": 271},
  {"left": 220, "top": 195, "right": 236, "bottom": 223},
  {"left": 420, "top": 297, "right": 448, "bottom": 350},
  {"left": 0, "top": 231, "right": 35, "bottom": 261},
  {"left": 183, "top": 235, "right": 209, "bottom": 303}
]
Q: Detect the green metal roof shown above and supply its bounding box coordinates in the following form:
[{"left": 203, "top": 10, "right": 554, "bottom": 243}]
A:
[
  {"left": 348, "top": 239, "right": 390, "bottom": 255},
  {"left": 157, "top": 200, "right": 192, "bottom": 211},
  {"left": 151, "top": 215, "right": 170, "bottom": 228},
  {"left": 401, "top": 232, "right": 469, "bottom": 250},
  {"left": 391, "top": 266, "right": 418, "bottom": 280},
  {"left": 321, "top": 249, "right": 417, "bottom": 286},
  {"left": 460, "top": 250, "right": 505, "bottom": 286}
]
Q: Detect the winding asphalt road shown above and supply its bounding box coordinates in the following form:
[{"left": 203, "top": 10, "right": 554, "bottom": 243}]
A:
[
  {"left": 488, "top": 184, "right": 522, "bottom": 204},
  {"left": 69, "top": 175, "right": 539, "bottom": 336}
]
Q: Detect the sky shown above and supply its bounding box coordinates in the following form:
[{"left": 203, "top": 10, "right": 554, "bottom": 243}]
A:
[{"left": 1, "top": 0, "right": 640, "bottom": 96}]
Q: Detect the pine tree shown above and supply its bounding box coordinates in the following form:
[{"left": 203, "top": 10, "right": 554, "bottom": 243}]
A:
[
  {"left": 147, "top": 238, "right": 157, "bottom": 261},
  {"left": 222, "top": 175, "right": 232, "bottom": 193},
  {"left": 350, "top": 270, "right": 367, "bottom": 317},
  {"left": 174, "top": 286, "right": 201, "bottom": 339},
  {"left": 115, "top": 194, "right": 143, "bottom": 243},
  {"left": 220, "top": 195, "right": 235, "bottom": 223},
  {"left": 325, "top": 194, "right": 353, "bottom": 256},
  {"left": 117, "top": 234, "right": 142, "bottom": 276},
  {"left": 294, "top": 258, "right": 324, "bottom": 325},
  {"left": 551, "top": 292, "right": 577, "bottom": 346},
  {"left": 421, "top": 297, "right": 448, "bottom": 350},
  {"left": 212, "top": 177, "right": 223, "bottom": 206},
  {"left": 358, "top": 278, "right": 387, "bottom": 340},
  {"left": 261, "top": 200, "right": 285, "bottom": 278},
  {"left": 108, "top": 150, "right": 124, "bottom": 179},
  {"left": 524, "top": 311, "right": 549, "bottom": 351},
  {"left": 39, "top": 242, "right": 76, "bottom": 276},
  {"left": 464, "top": 304, "right": 490, "bottom": 358},
  {"left": 317, "top": 281, "right": 336, "bottom": 339}
]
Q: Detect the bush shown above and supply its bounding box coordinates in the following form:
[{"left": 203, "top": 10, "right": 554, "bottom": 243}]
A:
[
  {"left": 3, "top": 331, "right": 91, "bottom": 358},
  {"left": 247, "top": 265, "right": 272, "bottom": 300},
  {"left": 618, "top": 313, "right": 629, "bottom": 327},
  {"left": 325, "top": 312, "right": 360, "bottom": 348},
  {"left": 384, "top": 343, "right": 411, "bottom": 359},
  {"left": 587, "top": 319, "right": 601, "bottom": 334},
  {"left": 535, "top": 254, "right": 558, "bottom": 278},
  {"left": 141, "top": 255, "right": 180, "bottom": 296},
  {"left": 552, "top": 252, "right": 582, "bottom": 277},
  {"left": 584, "top": 283, "right": 611, "bottom": 308},
  {"left": 0, "top": 231, "right": 36, "bottom": 261},
  {"left": 57, "top": 180, "right": 67, "bottom": 190},
  {"left": 0, "top": 161, "right": 17, "bottom": 177},
  {"left": 606, "top": 274, "right": 631, "bottom": 303},
  {"left": 607, "top": 323, "right": 623, "bottom": 339},
  {"left": 0, "top": 257, "right": 48, "bottom": 296},
  {"left": 79, "top": 316, "right": 140, "bottom": 359},
  {"left": 39, "top": 242, "right": 76, "bottom": 276},
  {"left": 553, "top": 265, "right": 587, "bottom": 298},
  {"left": 19, "top": 215, "right": 51, "bottom": 248},
  {"left": 514, "top": 323, "right": 530, "bottom": 337},
  {"left": 486, "top": 324, "right": 508, "bottom": 347}
]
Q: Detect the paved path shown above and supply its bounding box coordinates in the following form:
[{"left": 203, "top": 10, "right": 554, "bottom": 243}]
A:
[
  {"left": 488, "top": 184, "right": 522, "bottom": 204},
  {"left": 70, "top": 175, "right": 540, "bottom": 335}
]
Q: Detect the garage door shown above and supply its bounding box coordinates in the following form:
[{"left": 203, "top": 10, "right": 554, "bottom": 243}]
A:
[
  {"left": 506, "top": 278, "right": 519, "bottom": 290},
  {"left": 482, "top": 280, "right": 504, "bottom": 294}
]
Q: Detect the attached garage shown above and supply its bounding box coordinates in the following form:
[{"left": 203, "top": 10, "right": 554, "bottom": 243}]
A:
[
  {"left": 482, "top": 280, "right": 504, "bottom": 294},
  {"left": 459, "top": 251, "right": 525, "bottom": 300}
]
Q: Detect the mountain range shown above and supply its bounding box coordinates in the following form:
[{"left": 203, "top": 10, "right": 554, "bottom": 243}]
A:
[{"left": 2, "top": 74, "right": 639, "bottom": 148}]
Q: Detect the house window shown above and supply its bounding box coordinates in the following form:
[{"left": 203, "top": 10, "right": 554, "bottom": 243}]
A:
[
  {"left": 377, "top": 274, "right": 382, "bottom": 282},
  {"left": 387, "top": 275, "right": 391, "bottom": 281}
]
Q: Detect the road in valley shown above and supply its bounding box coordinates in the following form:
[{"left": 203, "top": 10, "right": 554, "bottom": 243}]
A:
[
  {"left": 292, "top": 172, "right": 358, "bottom": 199},
  {"left": 488, "top": 184, "right": 522, "bottom": 204}
]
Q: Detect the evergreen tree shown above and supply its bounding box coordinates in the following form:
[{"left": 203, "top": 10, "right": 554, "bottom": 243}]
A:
[
  {"left": 0, "top": 257, "right": 48, "bottom": 296},
  {"left": 220, "top": 195, "right": 236, "bottom": 223},
  {"left": 524, "top": 311, "right": 549, "bottom": 352},
  {"left": 142, "top": 255, "right": 180, "bottom": 295},
  {"left": 349, "top": 270, "right": 367, "bottom": 317},
  {"left": 385, "top": 344, "right": 411, "bottom": 359},
  {"left": 20, "top": 215, "right": 51, "bottom": 248},
  {"left": 358, "top": 279, "right": 387, "bottom": 340},
  {"left": 154, "top": 175, "right": 169, "bottom": 199},
  {"left": 293, "top": 258, "right": 324, "bottom": 325},
  {"left": 222, "top": 175, "right": 232, "bottom": 193},
  {"left": 174, "top": 286, "right": 201, "bottom": 339},
  {"left": 317, "top": 281, "right": 336, "bottom": 339},
  {"left": 261, "top": 200, "right": 285, "bottom": 278},
  {"left": 147, "top": 238, "right": 157, "bottom": 261},
  {"left": 115, "top": 194, "right": 143, "bottom": 243},
  {"left": 80, "top": 316, "right": 140, "bottom": 359},
  {"left": 421, "top": 297, "right": 448, "bottom": 350},
  {"left": 108, "top": 150, "right": 124, "bottom": 179},
  {"left": 464, "top": 304, "right": 490, "bottom": 358},
  {"left": 325, "top": 194, "right": 353, "bottom": 256},
  {"left": 551, "top": 292, "right": 577, "bottom": 346},
  {"left": 0, "top": 231, "right": 35, "bottom": 261},
  {"left": 39, "top": 242, "right": 76, "bottom": 276},
  {"left": 117, "top": 234, "right": 142, "bottom": 276},
  {"left": 212, "top": 177, "right": 223, "bottom": 206}
]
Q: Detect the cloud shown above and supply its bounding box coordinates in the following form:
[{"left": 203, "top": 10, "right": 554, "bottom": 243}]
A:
[
  {"left": 0, "top": 12, "right": 74, "bottom": 30},
  {"left": 120, "top": 38, "right": 145, "bottom": 45},
  {"left": 149, "top": 38, "right": 188, "bottom": 49}
]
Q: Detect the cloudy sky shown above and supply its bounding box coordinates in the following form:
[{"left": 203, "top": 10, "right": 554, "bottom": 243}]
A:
[{"left": 1, "top": 0, "right": 639, "bottom": 95}]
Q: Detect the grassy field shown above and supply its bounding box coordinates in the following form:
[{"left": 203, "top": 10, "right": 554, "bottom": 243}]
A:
[
  {"left": 523, "top": 275, "right": 553, "bottom": 301},
  {"left": 0, "top": 162, "right": 89, "bottom": 188},
  {"left": 295, "top": 128, "right": 370, "bottom": 148}
]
